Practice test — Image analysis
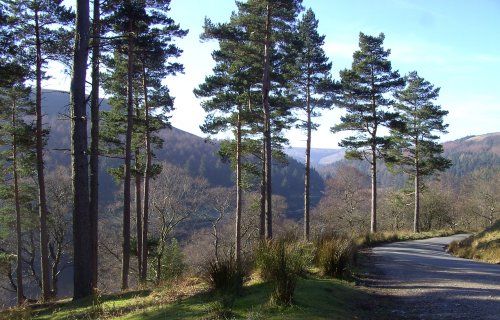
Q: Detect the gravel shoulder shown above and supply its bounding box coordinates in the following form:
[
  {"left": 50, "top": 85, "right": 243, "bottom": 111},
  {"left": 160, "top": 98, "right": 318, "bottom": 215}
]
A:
[{"left": 359, "top": 234, "right": 500, "bottom": 320}]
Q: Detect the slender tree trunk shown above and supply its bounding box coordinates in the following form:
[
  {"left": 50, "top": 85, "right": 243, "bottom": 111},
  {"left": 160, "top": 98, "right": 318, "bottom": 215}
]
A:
[
  {"left": 304, "top": 84, "right": 311, "bottom": 241},
  {"left": 259, "top": 138, "right": 265, "bottom": 240},
  {"left": 370, "top": 87, "right": 377, "bottom": 234},
  {"left": 135, "top": 159, "right": 142, "bottom": 278},
  {"left": 71, "top": 0, "right": 92, "bottom": 299},
  {"left": 34, "top": 8, "right": 51, "bottom": 301},
  {"left": 235, "top": 108, "right": 242, "bottom": 266},
  {"left": 414, "top": 140, "right": 420, "bottom": 233},
  {"left": 89, "top": 0, "right": 101, "bottom": 290},
  {"left": 370, "top": 147, "right": 377, "bottom": 233},
  {"left": 141, "top": 67, "right": 151, "bottom": 282},
  {"left": 262, "top": 4, "right": 272, "bottom": 239},
  {"left": 12, "top": 101, "right": 25, "bottom": 306},
  {"left": 122, "top": 23, "right": 134, "bottom": 291}
]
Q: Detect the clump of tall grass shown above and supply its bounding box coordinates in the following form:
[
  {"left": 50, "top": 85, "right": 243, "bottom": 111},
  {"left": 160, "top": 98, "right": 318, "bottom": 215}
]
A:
[
  {"left": 202, "top": 253, "right": 243, "bottom": 295},
  {"left": 254, "top": 238, "right": 311, "bottom": 306},
  {"left": 314, "top": 234, "right": 357, "bottom": 278}
]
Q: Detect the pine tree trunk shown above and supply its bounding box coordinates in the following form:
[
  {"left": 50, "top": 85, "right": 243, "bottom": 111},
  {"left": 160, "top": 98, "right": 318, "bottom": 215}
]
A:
[
  {"left": 259, "top": 138, "right": 266, "bottom": 240},
  {"left": 71, "top": 0, "right": 92, "bottom": 299},
  {"left": 141, "top": 68, "right": 151, "bottom": 282},
  {"left": 235, "top": 109, "right": 242, "bottom": 266},
  {"left": 370, "top": 147, "right": 377, "bottom": 233},
  {"left": 122, "top": 24, "right": 134, "bottom": 291},
  {"left": 135, "top": 159, "right": 142, "bottom": 277},
  {"left": 262, "top": 3, "right": 272, "bottom": 239},
  {"left": 89, "top": 0, "right": 101, "bottom": 289},
  {"left": 414, "top": 139, "right": 420, "bottom": 233},
  {"left": 304, "top": 84, "right": 311, "bottom": 241},
  {"left": 34, "top": 8, "right": 51, "bottom": 301},
  {"left": 12, "top": 101, "right": 25, "bottom": 306}
]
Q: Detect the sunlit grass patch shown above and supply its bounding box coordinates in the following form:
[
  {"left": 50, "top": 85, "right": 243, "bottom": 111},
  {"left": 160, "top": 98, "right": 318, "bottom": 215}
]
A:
[{"left": 448, "top": 219, "right": 500, "bottom": 264}]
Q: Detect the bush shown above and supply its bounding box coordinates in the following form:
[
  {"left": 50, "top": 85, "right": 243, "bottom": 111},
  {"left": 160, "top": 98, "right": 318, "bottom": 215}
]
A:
[
  {"left": 315, "top": 235, "right": 356, "bottom": 278},
  {"left": 254, "top": 239, "right": 309, "bottom": 306},
  {"left": 202, "top": 253, "right": 243, "bottom": 295}
]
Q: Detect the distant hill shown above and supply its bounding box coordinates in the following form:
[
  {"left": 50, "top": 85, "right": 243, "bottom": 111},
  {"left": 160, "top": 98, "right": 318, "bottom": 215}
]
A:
[
  {"left": 442, "top": 132, "right": 500, "bottom": 180},
  {"left": 285, "top": 147, "right": 345, "bottom": 166},
  {"left": 292, "top": 132, "right": 500, "bottom": 188},
  {"left": 443, "top": 132, "right": 500, "bottom": 156},
  {"left": 41, "top": 90, "right": 324, "bottom": 216}
]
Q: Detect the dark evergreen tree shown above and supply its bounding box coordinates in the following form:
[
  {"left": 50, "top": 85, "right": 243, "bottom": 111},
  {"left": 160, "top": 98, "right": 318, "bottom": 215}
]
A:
[
  {"left": 195, "top": 16, "right": 262, "bottom": 264},
  {"left": 101, "top": 0, "right": 186, "bottom": 286},
  {"left": 89, "top": 0, "right": 101, "bottom": 289},
  {"left": 293, "top": 8, "right": 335, "bottom": 241},
  {"left": 387, "top": 71, "right": 451, "bottom": 232},
  {"left": 331, "top": 32, "right": 403, "bottom": 233},
  {"left": 0, "top": 78, "right": 36, "bottom": 306},
  {"left": 70, "top": 0, "right": 92, "bottom": 299},
  {"left": 212, "top": 0, "right": 303, "bottom": 239},
  {"left": 6, "top": 0, "right": 73, "bottom": 300}
]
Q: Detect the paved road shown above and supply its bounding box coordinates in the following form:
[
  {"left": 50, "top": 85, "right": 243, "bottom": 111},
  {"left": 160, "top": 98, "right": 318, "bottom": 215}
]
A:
[{"left": 362, "top": 234, "right": 500, "bottom": 319}]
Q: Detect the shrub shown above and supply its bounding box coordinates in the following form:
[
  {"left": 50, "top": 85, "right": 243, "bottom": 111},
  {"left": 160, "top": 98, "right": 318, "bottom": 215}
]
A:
[
  {"left": 202, "top": 253, "right": 243, "bottom": 295},
  {"left": 315, "top": 235, "right": 356, "bottom": 278},
  {"left": 254, "top": 239, "right": 309, "bottom": 306}
]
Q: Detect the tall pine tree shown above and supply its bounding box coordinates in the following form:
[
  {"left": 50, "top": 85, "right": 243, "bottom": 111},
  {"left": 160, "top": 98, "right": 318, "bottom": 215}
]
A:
[
  {"left": 387, "top": 71, "right": 451, "bottom": 232},
  {"left": 227, "top": 0, "right": 303, "bottom": 238},
  {"left": 0, "top": 79, "right": 36, "bottom": 306},
  {"left": 70, "top": 0, "right": 92, "bottom": 299},
  {"left": 101, "top": 0, "right": 186, "bottom": 286},
  {"left": 195, "top": 17, "right": 262, "bottom": 264},
  {"left": 332, "top": 32, "right": 403, "bottom": 233},
  {"left": 293, "top": 8, "right": 335, "bottom": 241},
  {"left": 6, "top": 0, "right": 73, "bottom": 300}
]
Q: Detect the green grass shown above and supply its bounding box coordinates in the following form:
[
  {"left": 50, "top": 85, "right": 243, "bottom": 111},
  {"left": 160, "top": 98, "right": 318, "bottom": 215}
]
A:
[
  {"left": 1, "top": 275, "right": 385, "bottom": 320},
  {"left": 448, "top": 219, "right": 500, "bottom": 264},
  {"left": 118, "top": 276, "right": 381, "bottom": 320}
]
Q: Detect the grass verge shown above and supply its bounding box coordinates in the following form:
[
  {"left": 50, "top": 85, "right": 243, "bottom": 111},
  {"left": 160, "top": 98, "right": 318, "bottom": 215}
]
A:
[
  {"left": 356, "top": 229, "right": 460, "bottom": 248},
  {"left": 1, "top": 274, "right": 385, "bottom": 320},
  {"left": 448, "top": 220, "right": 500, "bottom": 264}
]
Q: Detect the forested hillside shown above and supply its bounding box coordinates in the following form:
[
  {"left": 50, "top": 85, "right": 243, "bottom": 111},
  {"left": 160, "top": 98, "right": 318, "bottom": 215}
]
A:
[
  {"left": 298, "top": 132, "right": 500, "bottom": 189},
  {"left": 42, "top": 90, "right": 324, "bottom": 216}
]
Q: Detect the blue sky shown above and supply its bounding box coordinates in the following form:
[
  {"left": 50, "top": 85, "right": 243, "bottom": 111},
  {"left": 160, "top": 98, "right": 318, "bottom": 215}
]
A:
[{"left": 50, "top": 0, "right": 500, "bottom": 148}]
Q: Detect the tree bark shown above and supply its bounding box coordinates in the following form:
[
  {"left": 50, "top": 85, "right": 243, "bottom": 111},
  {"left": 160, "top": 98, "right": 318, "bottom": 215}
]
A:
[
  {"left": 89, "top": 0, "right": 101, "bottom": 289},
  {"left": 12, "top": 100, "right": 25, "bottom": 306},
  {"left": 122, "top": 26, "right": 134, "bottom": 290},
  {"left": 370, "top": 146, "right": 377, "bottom": 233},
  {"left": 141, "top": 67, "right": 151, "bottom": 282},
  {"left": 259, "top": 138, "right": 266, "bottom": 240},
  {"left": 235, "top": 108, "right": 242, "bottom": 266},
  {"left": 262, "top": 3, "right": 272, "bottom": 239},
  {"left": 135, "top": 159, "right": 142, "bottom": 278},
  {"left": 304, "top": 83, "right": 311, "bottom": 241},
  {"left": 34, "top": 7, "right": 51, "bottom": 301},
  {"left": 414, "top": 139, "right": 420, "bottom": 233},
  {"left": 70, "top": 0, "right": 92, "bottom": 300}
]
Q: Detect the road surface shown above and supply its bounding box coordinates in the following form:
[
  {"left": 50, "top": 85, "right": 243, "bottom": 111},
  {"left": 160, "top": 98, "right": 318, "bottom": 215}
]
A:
[{"left": 361, "top": 234, "right": 500, "bottom": 319}]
